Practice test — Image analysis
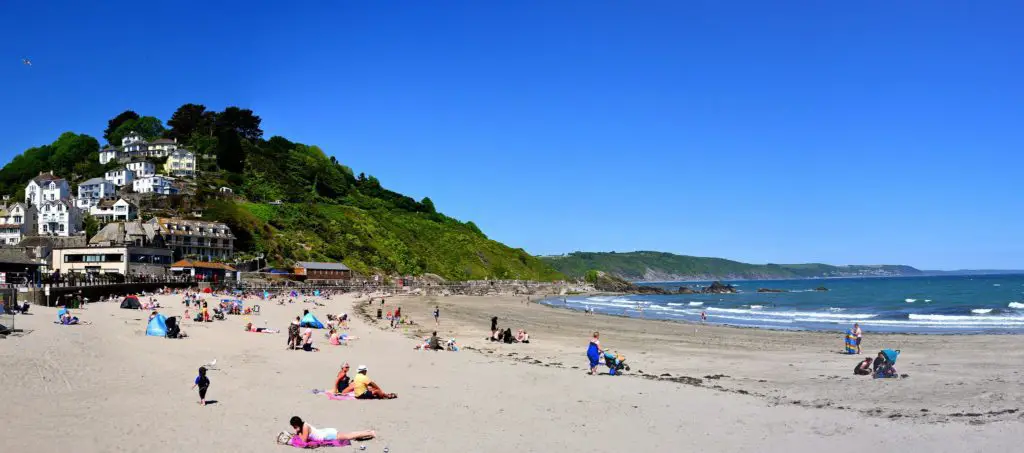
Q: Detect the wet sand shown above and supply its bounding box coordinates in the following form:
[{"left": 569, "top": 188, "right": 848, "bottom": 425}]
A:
[{"left": 0, "top": 292, "right": 1020, "bottom": 453}]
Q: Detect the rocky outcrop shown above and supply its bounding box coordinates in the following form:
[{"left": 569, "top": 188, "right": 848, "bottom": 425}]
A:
[
  {"left": 702, "top": 281, "right": 737, "bottom": 294},
  {"left": 591, "top": 271, "right": 671, "bottom": 294},
  {"left": 815, "top": 286, "right": 829, "bottom": 291},
  {"left": 757, "top": 288, "right": 787, "bottom": 293}
]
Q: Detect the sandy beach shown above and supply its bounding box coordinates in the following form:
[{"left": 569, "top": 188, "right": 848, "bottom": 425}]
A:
[{"left": 1, "top": 291, "right": 1021, "bottom": 452}]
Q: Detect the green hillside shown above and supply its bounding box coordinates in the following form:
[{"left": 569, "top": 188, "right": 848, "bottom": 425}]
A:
[
  {"left": 0, "top": 105, "right": 563, "bottom": 281},
  {"left": 542, "top": 251, "right": 921, "bottom": 281}
]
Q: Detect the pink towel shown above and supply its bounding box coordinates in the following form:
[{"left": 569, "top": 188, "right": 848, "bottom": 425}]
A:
[
  {"left": 290, "top": 437, "right": 351, "bottom": 448},
  {"left": 326, "top": 392, "right": 355, "bottom": 401}
]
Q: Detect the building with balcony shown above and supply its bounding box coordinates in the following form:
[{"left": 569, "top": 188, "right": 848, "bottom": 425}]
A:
[
  {"left": 38, "top": 199, "right": 82, "bottom": 237},
  {"left": 149, "top": 217, "right": 235, "bottom": 260},
  {"left": 89, "top": 198, "right": 138, "bottom": 222},
  {"left": 50, "top": 245, "right": 173, "bottom": 276},
  {"left": 76, "top": 178, "right": 116, "bottom": 209},
  {"left": 164, "top": 149, "right": 196, "bottom": 177}
]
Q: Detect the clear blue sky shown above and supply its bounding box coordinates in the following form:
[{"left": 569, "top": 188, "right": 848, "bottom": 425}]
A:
[{"left": 1, "top": 1, "right": 1021, "bottom": 269}]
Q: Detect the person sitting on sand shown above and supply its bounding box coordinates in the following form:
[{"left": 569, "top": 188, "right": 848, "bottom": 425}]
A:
[
  {"left": 289, "top": 416, "right": 375, "bottom": 443},
  {"left": 516, "top": 329, "right": 530, "bottom": 344},
  {"left": 341, "top": 365, "right": 397, "bottom": 399},
  {"left": 428, "top": 331, "right": 443, "bottom": 350},
  {"left": 854, "top": 357, "right": 873, "bottom": 376},
  {"left": 302, "top": 328, "right": 320, "bottom": 352},
  {"left": 245, "top": 322, "right": 278, "bottom": 333},
  {"left": 330, "top": 363, "right": 352, "bottom": 395}
]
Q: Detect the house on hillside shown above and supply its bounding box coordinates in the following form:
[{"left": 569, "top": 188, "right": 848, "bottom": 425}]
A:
[
  {"left": 0, "top": 202, "right": 38, "bottom": 245},
  {"left": 294, "top": 261, "right": 352, "bottom": 280},
  {"left": 164, "top": 149, "right": 196, "bottom": 177},
  {"left": 105, "top": 167, "right": 135, "bottom": 187},
  {"left": 126, "top": 161, "right": 156, "bottom": 178},
  {"left": 76, "top": 178, "right": 116, "bottom": 209},
  {"left": 25, "top": 171, "right": 71, "bottom": 206},
  {"left": 133, "top": 175, "right": 176, "bottom": 195},
  {"left": 145, "top": 138, "right": 178, "bottom": 157},
  {"left": 37, "top": 199, "right": 82, "bottom": 236},
  {"left": 99, "top": 131, "right": 186, "bottom": 165},
  {"left": 99, "top": 147, "right": 126, "bottom": 165},
  {"left": 89, "top": 198, "right": 138, "bottom": 222},
  {"left": 149, "top": 217, "right": 234, "bottom": 260}
]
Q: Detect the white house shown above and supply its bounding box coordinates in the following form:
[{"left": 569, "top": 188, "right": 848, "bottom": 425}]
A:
[
  {"left": 76, "top": 177, "right": 116, "bottom": 209},
  {"left": 25, "top": 171, "right": 71, "bottom": 207},
  {"left": 99, "top": 147, "right": 125, "bottom": 165},
  {"left": 122, "top": 131, "right": 146, "bottom": 155},
  {"left": 126, "top": 161, "right": 156, "bottom": 178},
  {"left": 145, "top": 138, "right": 178, "bottom": 157},
  {"left": 133, "top": 175, "right": 176, "bottom": 195},
  {"left": 219, "top": 186, "right": 233, "bottom": 194},
  {"left": 90, "top": 198, "right": 138, "bottom": 222},
  {"left": 0, "top": 202, "right": 38, "bottom": 245},
  {"left": 164, "top": 149, "right": 196, "bottom": 177},
  {"left": 105, "top": 167, "right": 135, "bottom": 187},
  {"left": 38, "top": 199, "right": 82, "bottom": 236}
]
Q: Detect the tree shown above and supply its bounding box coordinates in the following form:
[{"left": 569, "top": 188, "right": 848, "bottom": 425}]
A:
[
  {"left": 83, "top": 214, "right": 100, "bottom": 241},
  {"left": 49, "top": 132, "right": 99, "bottom": 178},
  {"left": 166, "top": 103, "right": 215, "bottom": 142},
  {"left": 109, "top": 116, "right": 166, "bottom": 144},
  {"left": 104, "top": 110, "right": 139, "bottom": 145},
  {"left": 216, "top": 107, "right": 263, "bottom": 141},
  {"left": 421, "top": 197, "right": 436, "bottom": 213},
  {"left": 215, "top": 128, "right": 245, "bottom": 173}
]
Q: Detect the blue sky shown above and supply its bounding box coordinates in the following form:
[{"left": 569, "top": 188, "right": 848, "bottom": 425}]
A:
[{"left": 1, "top": 1, "right": 1021, "bottom": 269}]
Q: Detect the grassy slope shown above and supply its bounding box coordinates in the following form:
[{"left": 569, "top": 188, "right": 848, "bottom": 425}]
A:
[
  {"left": 541, "top": 251, "right": 920, "bottom": 281},
  {"left": 206, "top": 201, "right": 563, "bottom": 281}
]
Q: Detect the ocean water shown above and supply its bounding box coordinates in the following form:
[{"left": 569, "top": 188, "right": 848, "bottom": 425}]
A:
[{"left": 543, "top": 274, "right": 1024, "bottom": 334}]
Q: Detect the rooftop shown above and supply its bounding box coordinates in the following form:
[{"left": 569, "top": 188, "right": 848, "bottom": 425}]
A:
[
  {"left": 295, "top": 261, "right": 351, "bottom": 271},
  {"left": 171, "top": 259, "right": 236, "bottom": 271}
]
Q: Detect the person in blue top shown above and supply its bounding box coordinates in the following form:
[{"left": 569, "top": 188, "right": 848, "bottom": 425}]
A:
[
  {"left": 587, "top": 331, "right": 603, "bottom": 375},
  {"left": 192, "top": 366, "right": 210, "bottom": 405}
]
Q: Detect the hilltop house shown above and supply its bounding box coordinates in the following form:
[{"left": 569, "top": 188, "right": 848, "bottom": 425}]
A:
[
  {"left": 133, "top": 175, "right": 176, "bottom": 195},
  {"left": 38, "top": 199, "right": 81, "bottom": 236},
  {"left": 76, "top": 178, "right": 116, "bottom": 209},
  {"left": 164, "top": 149, "right": 196, "bottom": 177},
  {"left": 105, "top": 167, "right": 135, "bottom": 187},
  {"left": 149, "top": 217, "right": 234, "bottom": 260},
  {"left": 0, "top": 202, "right": 38, "bottom": 245},
  {"left": 126, "top": 161, "right": 156, "bottom": 178},
  {"left": 99, "top": 131, "right": 185, "bottom": 165},
  {"left": 25, "top": 171, "right": 70, "bottom": 206},
  {"left": 89, "top": 198, "right": 138, "bottom": 222}
]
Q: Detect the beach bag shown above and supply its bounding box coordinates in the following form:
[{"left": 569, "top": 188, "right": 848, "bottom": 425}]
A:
[{"left": 275, "top": 432, "right": 293, "bottom": 445}]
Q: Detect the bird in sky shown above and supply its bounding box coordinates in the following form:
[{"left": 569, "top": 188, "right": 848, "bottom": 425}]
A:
[{"left": 22, "top": 58, "right": 32, "bottom": 66}]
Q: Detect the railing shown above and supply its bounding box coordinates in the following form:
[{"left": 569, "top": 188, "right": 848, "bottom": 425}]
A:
[{"left": 3, "top": 273, "right": 198, "bottom": 288}]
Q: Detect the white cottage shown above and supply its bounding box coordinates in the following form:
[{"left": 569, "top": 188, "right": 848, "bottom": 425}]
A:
[
  {"left": 25, "top": 171, "right": 71, "bottom": 207},
  {"left": 90, "top": 198, "right": 138, "bottom": 222},
  {"left": 105, "top": 167, "right": 135, "bottom": 187},
  {"left": 133, "top": 175, "right": 176, "bottom": 195},
  {"left": 126, "top": 161, "right": 156, "bottom": 178},
  {"left": 38, "top": 199, "right": 82, "bottom": 236},
  {"left": 0, "top": 202, "right": 38, "bottom": 245}
]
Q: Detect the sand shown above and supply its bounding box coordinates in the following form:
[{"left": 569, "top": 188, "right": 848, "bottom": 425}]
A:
[{"left": 1, "top": 291, "right": 1021, "bottom": 453}]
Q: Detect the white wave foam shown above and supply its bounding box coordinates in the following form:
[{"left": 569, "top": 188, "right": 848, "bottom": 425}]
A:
[
  {"left": 749, "top": 305, "right": 764, "bottom": 310},
  {"left": 666, "top": 303, "right": 683, "bottom": 307},
  {"left": 924, "top": 299, "right": 932, "bottom": 302},
  {"left": 705, "top": 307, "right": 877, "bottom": 319},
  {"left": 688, "top": 301, "right": 704, "bottom": 307},
  {"left": 828, "top": 307, "right": 845, "bottom": 312},
  {"left": 1009, "top": 302, "right": 1024, "bottom": 309},
  {"left": 971, "top": 309, "right": 994, "bottom": 315},
  {"left": 905, "top": 298, "right": 917, "bottom": 303},
  {"left": 994, "top": 284, "right": 1001, "bottom": 287},
  {"left": 908, "top": 314, "right": 1024, "bottom": 322}
]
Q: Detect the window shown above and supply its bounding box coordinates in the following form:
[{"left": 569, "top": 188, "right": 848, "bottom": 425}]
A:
[
  {"left": 42, "top": 224, "right": 47, "bottom": 232},
  {"left": 13, "top": 216, "right": 21, "bottom": 223},
  {"left": 59, "top": 224, "right": 65, "bottom": 232}
]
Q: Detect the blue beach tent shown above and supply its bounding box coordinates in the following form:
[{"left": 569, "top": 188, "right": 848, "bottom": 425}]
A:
[
  {"left": 300, "top": 312, "right": 324, "bottom": 329},
  {"left": 146, "top": 314, "right": 168, "bottom": 337}
]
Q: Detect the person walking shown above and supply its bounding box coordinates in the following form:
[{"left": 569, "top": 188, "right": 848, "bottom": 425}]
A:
[
  {"left": 587, "top": 332, "right": 603, "bottom": 375},
  {"left": 433, "top": 306, "right": 440, "bottom": 326}
]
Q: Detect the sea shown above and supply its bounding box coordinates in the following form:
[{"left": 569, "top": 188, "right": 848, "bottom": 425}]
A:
[{"left": 542, "top": 274, "right": 1024, "bottom": 334}]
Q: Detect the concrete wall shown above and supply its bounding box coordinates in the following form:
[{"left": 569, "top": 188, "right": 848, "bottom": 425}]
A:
[{"left": 21, "top": 282, "right": 196, "bottom": 306}]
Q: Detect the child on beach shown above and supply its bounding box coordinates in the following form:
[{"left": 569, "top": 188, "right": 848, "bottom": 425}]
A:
[{"left": 192, "top": 366, "right": 210, "bottom": 405}]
